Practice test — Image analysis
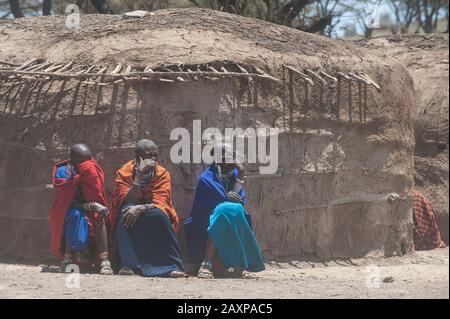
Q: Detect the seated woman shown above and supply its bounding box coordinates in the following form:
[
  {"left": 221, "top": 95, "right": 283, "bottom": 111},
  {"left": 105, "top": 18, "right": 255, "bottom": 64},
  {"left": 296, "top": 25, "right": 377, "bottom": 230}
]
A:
[
  {"left": 110, "top": 139, "right": 184, "bottom": 278},
  {"left": 49, "top": 143, "right": 112, "bottom": 275},
  {"left": 184, "top": 143, "right": 265, "bottom": 279}
]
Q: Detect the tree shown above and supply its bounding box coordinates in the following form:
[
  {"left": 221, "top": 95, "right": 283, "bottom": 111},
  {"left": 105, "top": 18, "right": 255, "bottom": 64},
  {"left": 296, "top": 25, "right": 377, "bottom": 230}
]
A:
[
  {"left": 89, "top": 0, "right": 114, "bottom": 13},
  {"left": 3, "top": 0, "right": 447, "bottom": 38},
  {"left": 390, "top": 0, "right": 417, "bottom": 34},
  {"left": 8, "top": 0, "right": 25, "bottom": 18},
  {"left": 43, "top": 0, "right": 51, "bottom": 15},
  {"left": 187, "top": 0, "right": 343, "bottom": 34},
  {"left": 75, "top": 0, "right": 115, "bottom": 14},
  {"left": 295, "top": 0, "right": 342, "bottom": 36},
  {"left": 339, "top": 0, "right": 381, "bottom": 38},
  {"left": 415, "top": 0, "right": 447, "bottom": 33},
  {"left": 446, "top": 1, "right": 449, "bottom": 33}
]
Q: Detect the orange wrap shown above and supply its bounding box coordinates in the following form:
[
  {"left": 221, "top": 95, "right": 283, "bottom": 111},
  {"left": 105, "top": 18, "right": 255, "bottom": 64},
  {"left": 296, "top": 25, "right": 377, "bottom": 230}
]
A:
[{"left": 110, "top": 160, "right": 179, "bottom": 233}]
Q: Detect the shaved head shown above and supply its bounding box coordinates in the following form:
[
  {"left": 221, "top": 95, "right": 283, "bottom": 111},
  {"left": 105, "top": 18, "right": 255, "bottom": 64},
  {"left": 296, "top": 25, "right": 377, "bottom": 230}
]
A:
[
  {"left": 136, "top": 139, "right": 157, "bottom": 152},
  {"left": 135, "top": 139, "right": 158, "bottom": 160},
  {"left": 70, "top": 143, "right": 92, "bottom": 165}
]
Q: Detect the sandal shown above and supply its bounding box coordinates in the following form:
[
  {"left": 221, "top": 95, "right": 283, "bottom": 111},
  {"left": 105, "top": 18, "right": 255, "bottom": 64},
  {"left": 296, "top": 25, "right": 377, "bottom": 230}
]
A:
[
  {"left": 227, "top": 267, "right": 244, "bottom": 278},
  {"left": 198, "top": 262, "right": 214, "bottom": 279},
  {"left": 99, "top": 258, "right": 114, "bottom": 275},
  {"left": 241, "top": 271, "right": 255, "bottom": 279},
  {"left": 168, "top": 270, "right": 186, "bottom": 278},
  {"left": 60, "top": 256, "right": 74, "bottom": 273},
  {"left": 118, "top": 267, "right": 135, "bottom": 276}
]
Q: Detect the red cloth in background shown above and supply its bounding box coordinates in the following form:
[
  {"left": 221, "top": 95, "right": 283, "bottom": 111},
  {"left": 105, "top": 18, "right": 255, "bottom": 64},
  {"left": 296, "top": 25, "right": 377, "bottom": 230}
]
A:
[
  {"left": 413, "top": 189, "right": 446, "bottom": 251},
  {"left": 77, "top": 159, "right": 110, "bottom": 234},
  {"left": 48, "top": 159, "right": 110, "bottom": 260}
]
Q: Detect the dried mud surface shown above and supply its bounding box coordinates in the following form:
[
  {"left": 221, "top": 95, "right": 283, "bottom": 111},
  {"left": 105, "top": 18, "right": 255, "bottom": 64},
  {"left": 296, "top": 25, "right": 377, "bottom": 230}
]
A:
[
  {"left": 0, "top": 248, "right": 447, "bottom": 299},
  {"left": 356, "top": 34, "right": 449, "bottom": 244}
]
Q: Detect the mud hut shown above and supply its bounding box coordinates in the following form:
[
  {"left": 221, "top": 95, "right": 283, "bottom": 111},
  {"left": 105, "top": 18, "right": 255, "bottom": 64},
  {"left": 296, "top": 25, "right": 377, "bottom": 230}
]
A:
[
  {"left": 357, "top": 34, "right": 449, "bottom": 245},
  {"left": 0, "top": 9, "right": 415, "bottom": 262}
]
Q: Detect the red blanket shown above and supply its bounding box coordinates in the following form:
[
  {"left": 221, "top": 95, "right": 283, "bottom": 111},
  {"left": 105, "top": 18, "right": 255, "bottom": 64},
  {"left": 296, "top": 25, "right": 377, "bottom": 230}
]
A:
[
  {"left": 48, "top": 159, "right": 109, "bottom": 259},
  {"left": 413, "top": 190, "right": 446, "bottom": 251}
]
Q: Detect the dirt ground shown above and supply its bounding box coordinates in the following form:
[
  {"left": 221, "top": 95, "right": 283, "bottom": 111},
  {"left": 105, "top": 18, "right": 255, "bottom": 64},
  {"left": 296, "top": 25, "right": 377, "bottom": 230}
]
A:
[{"left": 0, "top": 248, "right": 447, "bottom": 299}]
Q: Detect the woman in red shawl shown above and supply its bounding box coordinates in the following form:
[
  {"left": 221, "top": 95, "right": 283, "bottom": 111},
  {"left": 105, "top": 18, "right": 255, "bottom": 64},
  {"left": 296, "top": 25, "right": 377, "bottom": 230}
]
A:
[
  {"left": 49, "top": 144, "right": 113, "bottom": 275},
  {"left": 110, "top": 139, "right": 184, "bottom": 277}
]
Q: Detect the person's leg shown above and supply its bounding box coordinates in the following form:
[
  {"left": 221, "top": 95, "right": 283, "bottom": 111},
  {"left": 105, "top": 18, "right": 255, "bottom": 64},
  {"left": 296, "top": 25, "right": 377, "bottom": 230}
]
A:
[
  {"left": 72, "top": 250, "right": 82, "bottom": 266},
  {"left": 115, "top": 205, "right": 140, "bottom": 275},
  {"left": 95, "top": 222, "right": 108, "bottom": 257},
  {"left": 210, "top": 203, "right": 265, "bottom": 274},
  {"left": 129, "top": 208, "right": 184, "bottom": 277},
  {"left": 184, "top": 218, "right": 211, "bottom": 276},
  {"left": 95, "top": 219, "right": 113, "bottom": 275},
  {"left": 198, "top": 237, "right": 215, "bottom": 279},
  {"left": 61, "top": 208, "right": 88, "bottom": 272},
  {"left": 60, "top": 242, "right": 74, "bottom": 272}
]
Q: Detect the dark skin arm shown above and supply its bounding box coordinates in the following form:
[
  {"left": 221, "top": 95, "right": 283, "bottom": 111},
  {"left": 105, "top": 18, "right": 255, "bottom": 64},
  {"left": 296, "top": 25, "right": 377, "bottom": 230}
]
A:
[
  {"left": 121, "top": 204, "right": 155, "bottom": 228},
  {"left": 122, "top": 157, "right": 157, "bottom": 228},
  {"left": 71, "top": 200, "right": 109, "bottom": 217},
  {"left": 227, "top": 192, "right": 243, "bottom": 203}
]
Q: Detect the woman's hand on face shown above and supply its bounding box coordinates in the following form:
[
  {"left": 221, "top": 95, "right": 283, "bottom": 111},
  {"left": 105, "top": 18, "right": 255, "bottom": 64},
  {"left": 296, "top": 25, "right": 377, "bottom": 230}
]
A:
[
  {"left": 227, "top": 191, "right": 243, "bottom": 203},
  {"left": 136, "top": 157, "right": 157, "bottom": 177},
  {"left": 122, "top": 205, "right": 146, "bottom": 228}
]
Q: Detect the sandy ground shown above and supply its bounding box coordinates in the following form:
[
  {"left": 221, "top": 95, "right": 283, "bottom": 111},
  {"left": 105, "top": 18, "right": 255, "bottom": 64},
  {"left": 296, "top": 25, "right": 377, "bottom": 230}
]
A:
[{"left": 0, "top": 248, "right": 448, "bottom": 299}]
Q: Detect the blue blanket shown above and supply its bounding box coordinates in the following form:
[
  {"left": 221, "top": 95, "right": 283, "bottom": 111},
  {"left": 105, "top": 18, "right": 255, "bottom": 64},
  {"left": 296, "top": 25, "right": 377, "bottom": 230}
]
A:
[
  {"left": 209, "top": 202, "right": 265, "bottom": 272},
  {"left": 185, "top": 165, "right": 264, "bottom": 272},
  {"left": 116, "top": 205, "right": 184, "bottom": 277}
]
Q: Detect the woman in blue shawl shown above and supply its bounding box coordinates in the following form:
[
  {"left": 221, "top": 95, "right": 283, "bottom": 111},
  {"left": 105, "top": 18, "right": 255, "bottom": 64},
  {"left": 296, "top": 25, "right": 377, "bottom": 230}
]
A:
[{"left": 184, "top": 144, "right": 265, "bottom": 279}]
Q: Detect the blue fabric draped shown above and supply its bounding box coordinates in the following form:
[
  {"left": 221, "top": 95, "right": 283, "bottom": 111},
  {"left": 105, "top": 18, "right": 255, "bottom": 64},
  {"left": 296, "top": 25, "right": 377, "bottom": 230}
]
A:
[
  {"left": 55, "top": 164, "right": 89, "bottom": 252},
  {"left": 116, "top": 205, "right": 184, "bottom": 277},
  {"left": 209, "top": 202, "right": 265, "bottom": 272},
  {"left": 185, "top": 165, "right": 262, "bottom": 271},
  {"left": 64, "top": 208, "right": 89, "bottom": 252}
]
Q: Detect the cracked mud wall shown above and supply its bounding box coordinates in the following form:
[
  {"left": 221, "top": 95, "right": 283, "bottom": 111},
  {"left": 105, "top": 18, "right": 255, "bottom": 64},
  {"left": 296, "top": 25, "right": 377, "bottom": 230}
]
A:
[
  {"left": 0, "top": 9, "right": 417, "bottom": 262},
  {"left": 356, "top": 35, "right": 449, "bottom": 245},
  {"left": 0, "top": 73, "right": 414, "bottom": 261}
]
